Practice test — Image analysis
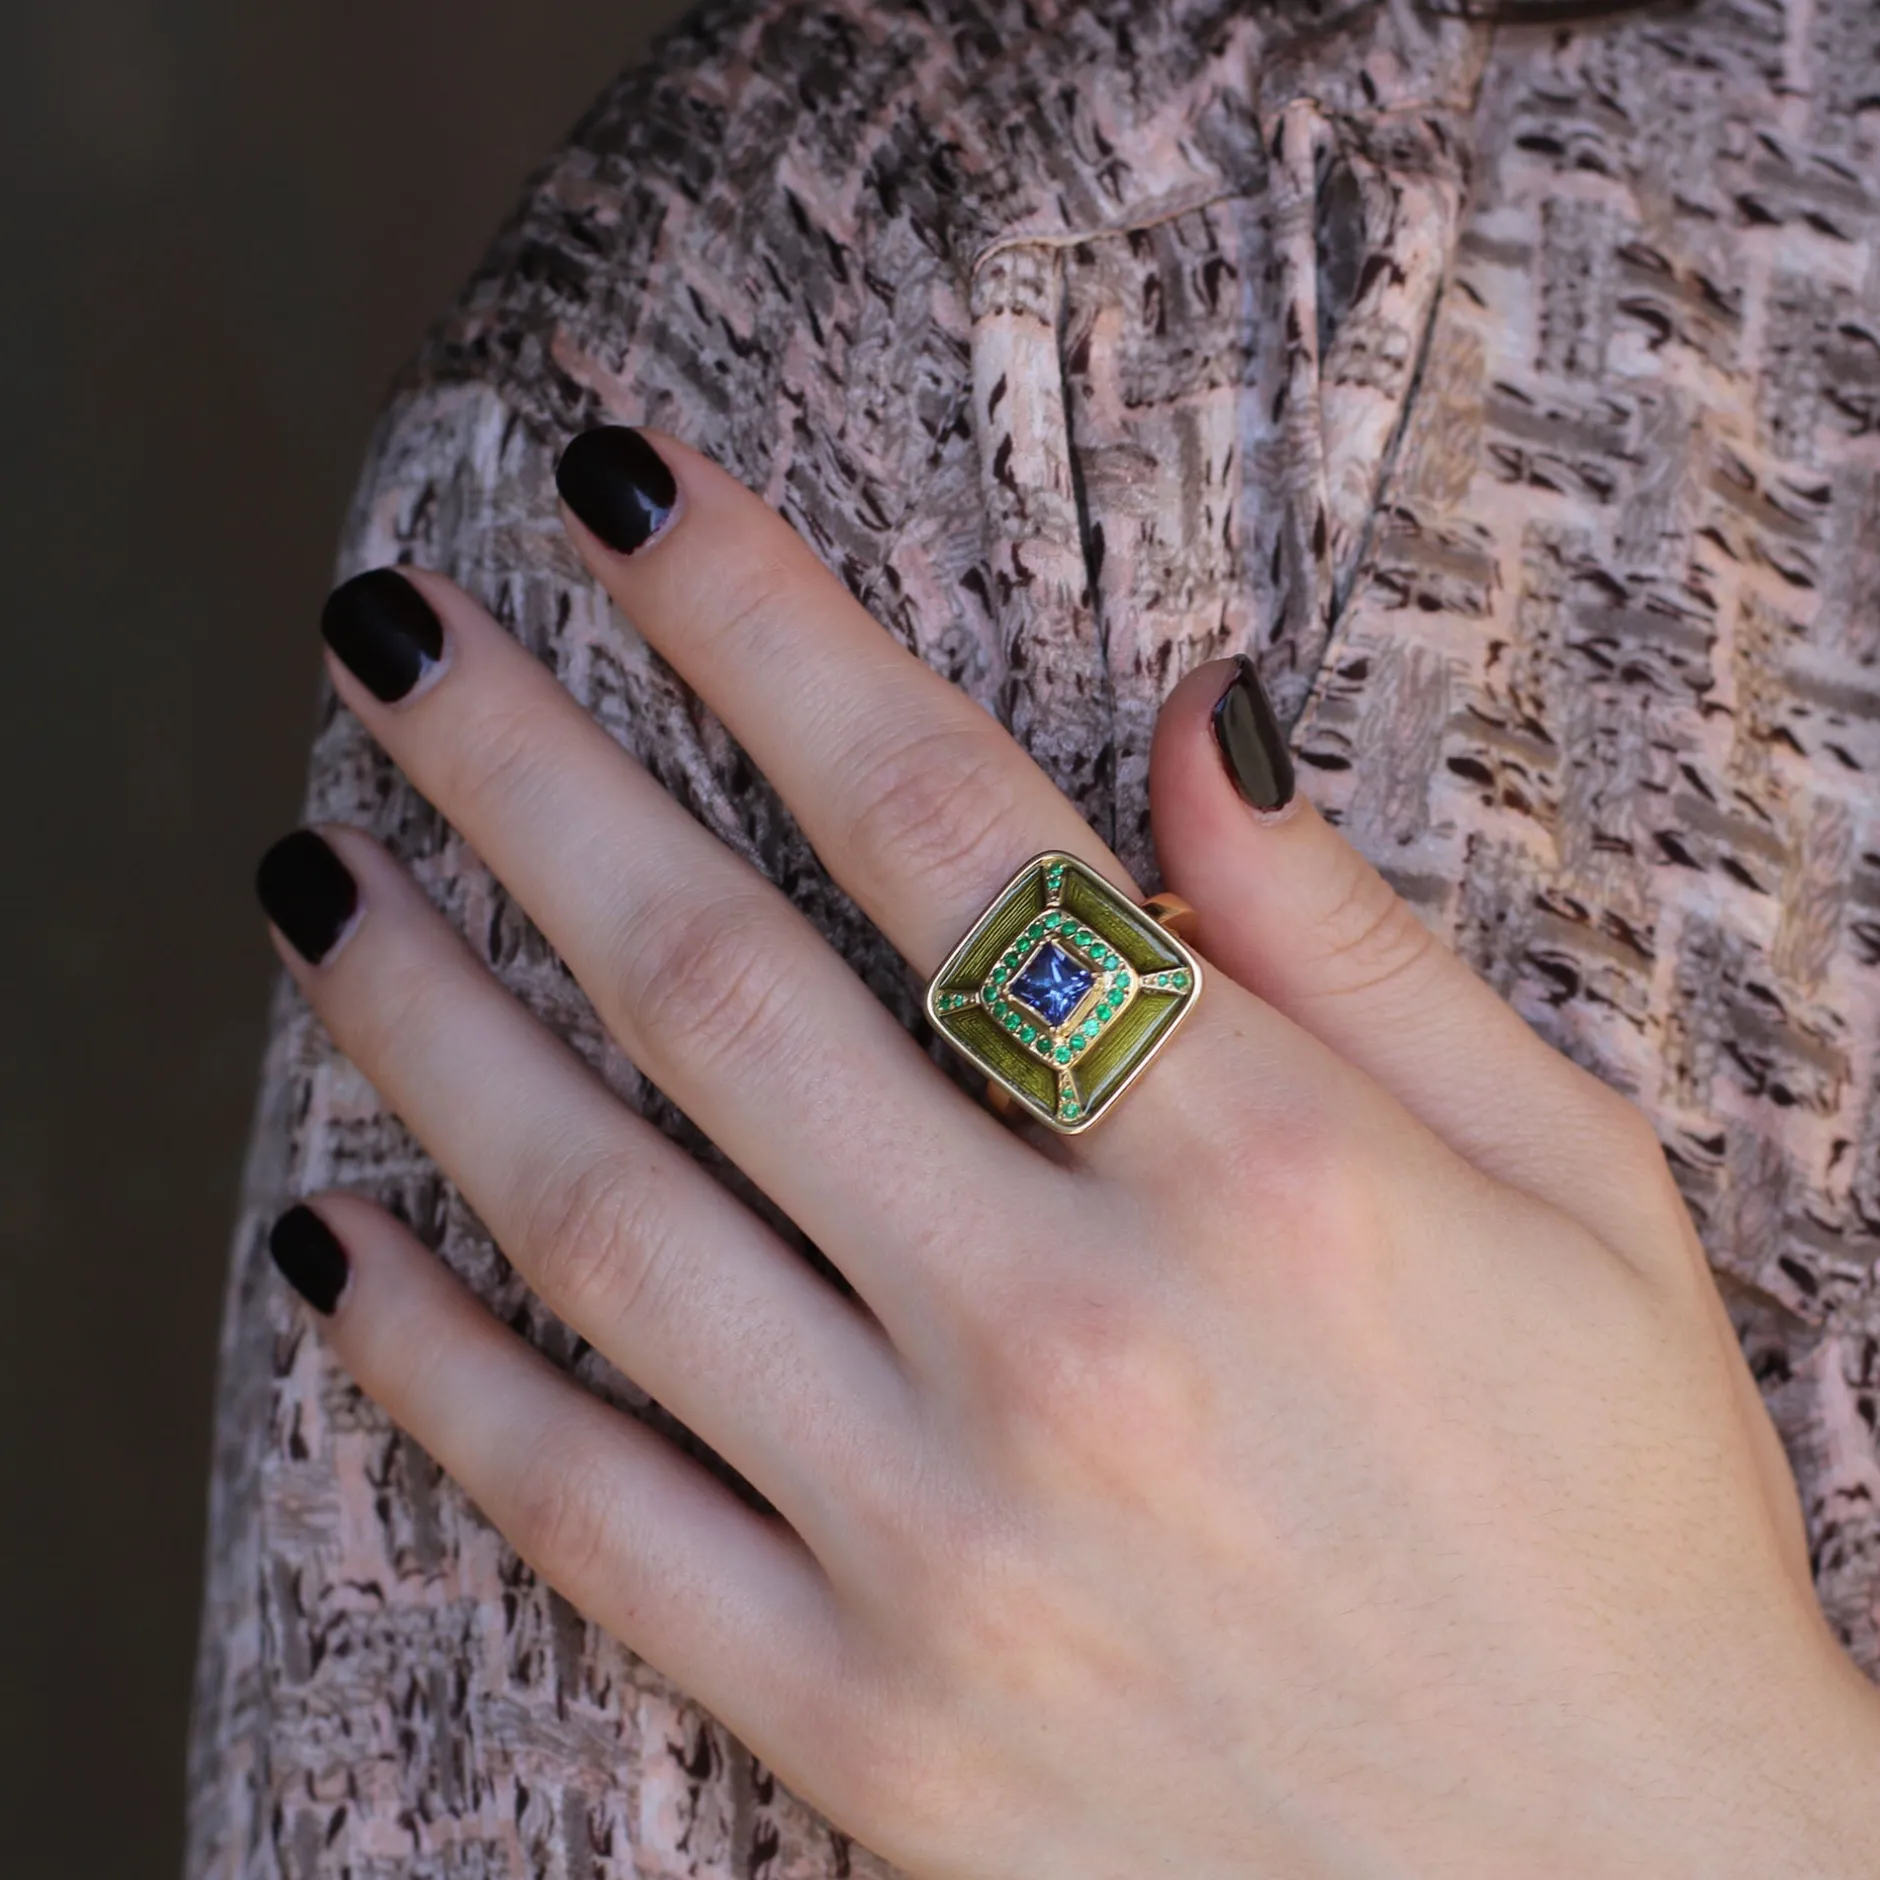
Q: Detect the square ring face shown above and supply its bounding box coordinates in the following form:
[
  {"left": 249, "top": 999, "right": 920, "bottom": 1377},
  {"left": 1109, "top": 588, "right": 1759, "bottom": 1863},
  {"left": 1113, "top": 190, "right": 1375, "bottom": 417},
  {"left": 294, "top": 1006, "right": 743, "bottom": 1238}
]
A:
[{"left": 924, "top": 852, "right": 1202, "bottom": 1133}]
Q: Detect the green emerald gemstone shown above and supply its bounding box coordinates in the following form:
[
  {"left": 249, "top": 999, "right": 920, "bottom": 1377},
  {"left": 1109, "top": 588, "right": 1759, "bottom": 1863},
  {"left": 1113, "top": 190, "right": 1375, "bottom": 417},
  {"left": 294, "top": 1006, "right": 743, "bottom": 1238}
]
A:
[
  {"left": 1020, "top": 1024, "right": 1037, "bottom": 1043},
  {"left": 1043, "top": 912, "right": 1062, "bottom": 928},
  {"left": 1174, "top": 970, "right": 1191, "bottom": 989},
  {"left": 1096, "top": 1001, "right": 1113, "bottom": 1020},
  {"left": 991, "top": 966, "right": 1006, "bottom": 980},
  {"left": 1070, "top": 1035, "right": 1086, "bottom": 1051},
  {"left": 1004, "top": 1012, "right": 1020, "bottom": 1030},
  {"left": 1054, "top": 1046, "right": 1072, "bottom": 1064},
  {"left": 1081, "top": 1020, "right": 1100, "bottom": 1039}
]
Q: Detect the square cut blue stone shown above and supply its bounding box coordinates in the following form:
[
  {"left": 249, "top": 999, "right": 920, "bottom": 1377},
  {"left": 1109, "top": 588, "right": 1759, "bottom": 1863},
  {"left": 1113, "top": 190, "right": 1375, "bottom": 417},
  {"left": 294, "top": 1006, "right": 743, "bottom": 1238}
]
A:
[{"left": 1009, "top": 941, "right": 1094, "bottom": 1027}]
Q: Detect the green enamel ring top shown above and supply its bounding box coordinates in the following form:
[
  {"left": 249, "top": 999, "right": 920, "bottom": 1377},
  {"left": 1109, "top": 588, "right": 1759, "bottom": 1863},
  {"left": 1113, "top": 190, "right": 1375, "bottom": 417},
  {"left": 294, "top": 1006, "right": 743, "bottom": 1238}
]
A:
[{"left": 924, "top": 851, "right": 1204, "bottom": 1134}]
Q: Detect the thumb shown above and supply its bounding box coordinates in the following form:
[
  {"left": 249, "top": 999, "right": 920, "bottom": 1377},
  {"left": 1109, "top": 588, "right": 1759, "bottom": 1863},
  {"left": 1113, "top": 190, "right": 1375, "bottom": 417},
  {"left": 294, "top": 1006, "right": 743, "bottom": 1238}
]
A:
[{"left": 1148, "top": 655, "right": 1661, "bottom": 1242}]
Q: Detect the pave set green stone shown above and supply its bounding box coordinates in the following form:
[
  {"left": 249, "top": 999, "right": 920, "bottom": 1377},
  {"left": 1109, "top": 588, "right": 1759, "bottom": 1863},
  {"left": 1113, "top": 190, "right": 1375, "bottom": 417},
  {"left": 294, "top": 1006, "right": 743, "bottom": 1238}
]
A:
[{"left": 925, "top": 851, "right": 1203, "bottom": 1133}]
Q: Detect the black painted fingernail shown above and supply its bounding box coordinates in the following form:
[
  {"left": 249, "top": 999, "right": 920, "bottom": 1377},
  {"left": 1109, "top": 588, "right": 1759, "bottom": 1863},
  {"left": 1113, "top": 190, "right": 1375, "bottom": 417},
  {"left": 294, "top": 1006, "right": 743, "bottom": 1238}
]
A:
[
  {"left": 555, "top": 426, "right": 678, "bottom": 554},
  {"left": 269, "top": 1205, "right": 349, "bottom": 1315},
  {"left": 1211, "top": 655, "right": 1297, "bottom": 813},
  {"left": 321, "top": 568, "right": 444, "bottom": 703},
  {"left": 255, "top": 829, "right": 359, "bottom": 965}
]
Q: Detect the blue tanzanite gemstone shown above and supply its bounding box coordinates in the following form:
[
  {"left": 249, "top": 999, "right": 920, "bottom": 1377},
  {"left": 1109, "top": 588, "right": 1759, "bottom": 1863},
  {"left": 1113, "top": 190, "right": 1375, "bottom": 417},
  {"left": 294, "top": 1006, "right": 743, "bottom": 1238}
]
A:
[{"left": 1009, "top": 941, "right": 1094, "bottom": 1026}]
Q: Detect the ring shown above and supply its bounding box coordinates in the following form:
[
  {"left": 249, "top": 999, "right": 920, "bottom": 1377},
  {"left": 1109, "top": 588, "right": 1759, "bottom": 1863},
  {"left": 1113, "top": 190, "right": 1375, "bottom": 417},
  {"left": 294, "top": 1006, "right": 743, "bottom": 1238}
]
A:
[{"left": 924, "top": 852, "right": 1204, "bottom": 1134}]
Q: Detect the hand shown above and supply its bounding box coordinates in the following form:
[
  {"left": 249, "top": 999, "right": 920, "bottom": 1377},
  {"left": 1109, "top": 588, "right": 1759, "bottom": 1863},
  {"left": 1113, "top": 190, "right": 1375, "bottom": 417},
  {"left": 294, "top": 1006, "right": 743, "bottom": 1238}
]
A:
[{"left": 257, "top": 425, "right": 1880, "bottom": 1879}]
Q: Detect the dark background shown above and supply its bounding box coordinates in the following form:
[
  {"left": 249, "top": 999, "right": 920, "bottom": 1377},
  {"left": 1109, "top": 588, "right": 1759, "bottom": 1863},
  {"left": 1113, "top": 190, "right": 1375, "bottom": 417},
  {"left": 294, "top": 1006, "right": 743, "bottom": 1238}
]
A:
[{"left": 1, "top": 2, "right": 690, "bottom": 1868}]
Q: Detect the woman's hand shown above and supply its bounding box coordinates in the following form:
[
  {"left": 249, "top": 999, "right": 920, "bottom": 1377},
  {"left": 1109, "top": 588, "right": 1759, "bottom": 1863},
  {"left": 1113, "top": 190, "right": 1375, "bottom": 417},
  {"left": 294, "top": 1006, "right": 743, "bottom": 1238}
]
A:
[{"left": 258, "top": 426, "right": 1880, "bottom": 1878}]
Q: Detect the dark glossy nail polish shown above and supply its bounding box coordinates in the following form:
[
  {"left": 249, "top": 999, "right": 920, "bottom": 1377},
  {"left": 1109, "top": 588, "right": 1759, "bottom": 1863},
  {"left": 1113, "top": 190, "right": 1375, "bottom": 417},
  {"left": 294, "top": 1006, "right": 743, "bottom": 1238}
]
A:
[
  {"left": 321, "top": 568, "right": 444, "bottom": 703},
  {"left": 555, "top": 426, "right": 678, "bottom": 554},
  {"left": 1210, "top": 655, "right": 1296, "bottom": 813},
  {"left": 255, "top": 829, "right": 359, "bottom": 965},
  {"left": 269, "top": 1205, "right": 349, "bottom": 1314}
]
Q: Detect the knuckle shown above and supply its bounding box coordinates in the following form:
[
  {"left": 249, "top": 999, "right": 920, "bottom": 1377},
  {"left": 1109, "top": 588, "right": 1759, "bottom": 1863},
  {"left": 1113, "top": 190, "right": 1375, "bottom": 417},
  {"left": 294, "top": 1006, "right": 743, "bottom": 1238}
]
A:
[
  {"left": 338, "top": 945, "right": 457, "bottom": 1079},
  {"left": 1603, "top": 1093, "right": 1672, "bottom": 1184},
  {"left": 1586, "top": 1091, "right": 1694, "bottom": 1250},
  {"left": 1195, "top": 1078, "right": 1355, "bottom": 1225},
  {"left": 836, "top": 720, "right": 1035, "bottom": 903},
  {"left": 979, "top": 1273, "right": 1207, "bottom": 1465},
  {"left": 702, "top": 551, "right": 806, "bottom": 654},
  {"left": 1519, "top": 1060, "right": 1679, "bottom": 1206},
  {"left": 828, "top": 1698, "right": 964, "bottom": 1861},
  {"left": 870, "top": 1475, "right": 1014, "bottom": 1625},
  {"left": 1182, "top": 1088, "right": 1384, "bottom": 1299},
  {"left": 506, "top": 1423, "right": 620, "bottom": 1592},
  {"left": 1309, "top": 854, "right": 1442, "bottom": 1004},
  {"left": 624, "top": 890, "right": 801, "bottom": 1078},
  {"left": 515, "top": 1148, "right": 674, "bottom": 1331},
  {"left": 450, "top": 700, "right": 559, "bottom": 822}
]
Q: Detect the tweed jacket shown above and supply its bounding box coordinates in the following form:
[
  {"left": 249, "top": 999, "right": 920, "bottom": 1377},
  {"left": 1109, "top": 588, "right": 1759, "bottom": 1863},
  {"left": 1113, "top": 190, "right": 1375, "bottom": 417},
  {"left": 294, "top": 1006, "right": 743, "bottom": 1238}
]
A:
[{"left": 188, "top": 2, "right": 1880, "bottom": 1873}]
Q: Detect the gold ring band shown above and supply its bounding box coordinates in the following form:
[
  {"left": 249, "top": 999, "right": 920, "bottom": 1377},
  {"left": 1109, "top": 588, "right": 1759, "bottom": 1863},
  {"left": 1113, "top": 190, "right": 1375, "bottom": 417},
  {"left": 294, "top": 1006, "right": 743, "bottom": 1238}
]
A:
[{"left": 1138, "top": 892, "right": 1200, "bottom": 942}]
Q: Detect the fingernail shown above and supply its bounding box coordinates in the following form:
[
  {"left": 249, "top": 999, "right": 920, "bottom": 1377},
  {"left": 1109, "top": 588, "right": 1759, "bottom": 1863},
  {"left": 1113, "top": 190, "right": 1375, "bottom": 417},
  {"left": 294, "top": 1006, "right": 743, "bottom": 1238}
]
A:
[
  {"left": 269, "top": 1205, "right": 349, "bottom": 1315},
  {"left": 321, "top": 568, "right": 444, "bottom": 704},
  {"left": 255, "top": 829, "right": 359, "bottom": 965},
  {"left": 555, "top": 426, "right": 678, "bottom": 555},
  {"left": 1210, "top": 655, "right": 1296, "bottom": 813}
]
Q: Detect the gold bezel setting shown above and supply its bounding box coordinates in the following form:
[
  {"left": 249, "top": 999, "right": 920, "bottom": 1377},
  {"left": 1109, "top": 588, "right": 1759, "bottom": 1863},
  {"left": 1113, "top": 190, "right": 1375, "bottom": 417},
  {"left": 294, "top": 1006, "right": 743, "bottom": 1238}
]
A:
[{"left": 925, "top": 852, "right": 1202, "bottom": 1133}]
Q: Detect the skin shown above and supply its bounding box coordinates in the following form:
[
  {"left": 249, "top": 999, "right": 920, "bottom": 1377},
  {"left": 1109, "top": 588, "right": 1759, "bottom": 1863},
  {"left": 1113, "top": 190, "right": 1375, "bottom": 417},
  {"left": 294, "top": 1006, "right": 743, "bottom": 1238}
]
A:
[{"left": 272, "top": 429, "right": 1880, "bottom": 1878}]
